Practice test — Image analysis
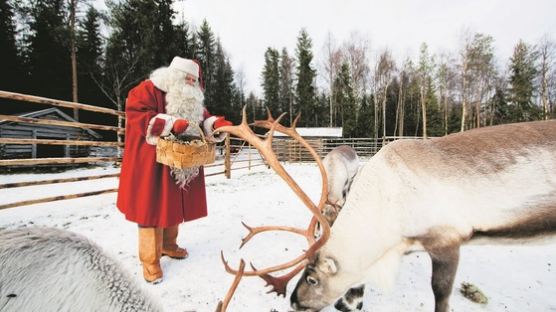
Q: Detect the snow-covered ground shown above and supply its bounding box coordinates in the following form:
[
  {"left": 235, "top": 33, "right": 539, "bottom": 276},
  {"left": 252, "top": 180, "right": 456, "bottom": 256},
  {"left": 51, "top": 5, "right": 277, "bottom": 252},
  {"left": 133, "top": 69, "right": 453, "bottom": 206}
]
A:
[{"left": 1, "top": 163, "right": 556, "bottom": 312}]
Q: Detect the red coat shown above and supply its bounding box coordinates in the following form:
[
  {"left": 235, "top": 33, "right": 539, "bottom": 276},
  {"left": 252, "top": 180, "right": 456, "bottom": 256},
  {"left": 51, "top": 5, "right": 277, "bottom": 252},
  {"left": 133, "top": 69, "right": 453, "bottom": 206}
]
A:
[{"left": 117, "top": 80, "right": 208, "bottom": 227}]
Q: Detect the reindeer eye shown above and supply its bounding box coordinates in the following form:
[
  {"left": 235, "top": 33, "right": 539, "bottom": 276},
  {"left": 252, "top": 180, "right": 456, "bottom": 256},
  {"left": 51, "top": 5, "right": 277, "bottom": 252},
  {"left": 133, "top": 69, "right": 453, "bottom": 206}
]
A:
[{"left": 306, "top": 276, "right": 319, "bottom": 286}]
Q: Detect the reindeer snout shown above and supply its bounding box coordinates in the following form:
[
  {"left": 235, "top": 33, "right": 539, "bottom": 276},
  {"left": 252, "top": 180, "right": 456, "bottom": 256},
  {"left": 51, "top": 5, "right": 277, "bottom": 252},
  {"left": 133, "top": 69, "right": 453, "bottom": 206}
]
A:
[{"left": 291, "top": 297, "right": 318, "bottom": 312}]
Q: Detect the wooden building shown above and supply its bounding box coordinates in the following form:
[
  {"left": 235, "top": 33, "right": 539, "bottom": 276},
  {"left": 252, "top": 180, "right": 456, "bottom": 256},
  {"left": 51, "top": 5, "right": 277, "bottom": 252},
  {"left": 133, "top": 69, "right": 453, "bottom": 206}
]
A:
[
  {"left": 272, "top": 127, "right": 343, "bottom": 161},
  {"left": 0, "top": 108, "right": 102, "bottom": 160}
]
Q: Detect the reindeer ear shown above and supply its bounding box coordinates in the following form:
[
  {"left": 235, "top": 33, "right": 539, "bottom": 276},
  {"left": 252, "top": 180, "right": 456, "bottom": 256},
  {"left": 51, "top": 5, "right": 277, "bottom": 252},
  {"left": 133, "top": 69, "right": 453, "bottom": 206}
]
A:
[{"left": 319, "top": 257, "right": 338, "bottom": 275}]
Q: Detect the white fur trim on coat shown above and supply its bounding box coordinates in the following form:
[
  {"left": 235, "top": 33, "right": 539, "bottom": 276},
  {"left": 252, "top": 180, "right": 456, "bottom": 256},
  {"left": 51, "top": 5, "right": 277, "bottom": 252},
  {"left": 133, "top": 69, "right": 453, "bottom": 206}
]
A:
[
  {"left": 203, "top": 116, "right": 227, "bottom": 142},
  {"left": 146, "top": 114, "right": 176, "bottom": 145}
]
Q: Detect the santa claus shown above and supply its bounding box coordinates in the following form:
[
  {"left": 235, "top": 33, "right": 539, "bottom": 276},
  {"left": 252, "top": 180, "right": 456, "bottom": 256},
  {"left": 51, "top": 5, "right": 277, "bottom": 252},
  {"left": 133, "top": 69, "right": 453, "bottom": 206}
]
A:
[{"left": 117, "top": 56, "right": 231, "bottom": 284}]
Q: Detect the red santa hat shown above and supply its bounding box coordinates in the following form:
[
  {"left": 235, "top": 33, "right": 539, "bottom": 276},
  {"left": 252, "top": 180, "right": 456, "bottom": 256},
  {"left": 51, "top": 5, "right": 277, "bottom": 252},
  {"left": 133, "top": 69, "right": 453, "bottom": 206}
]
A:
[
  {"left": 169, "top": 56, "right": 205, "bottom": 90},
  {"left": 169, "top": 56, "right": 199, "bottom": 79}
]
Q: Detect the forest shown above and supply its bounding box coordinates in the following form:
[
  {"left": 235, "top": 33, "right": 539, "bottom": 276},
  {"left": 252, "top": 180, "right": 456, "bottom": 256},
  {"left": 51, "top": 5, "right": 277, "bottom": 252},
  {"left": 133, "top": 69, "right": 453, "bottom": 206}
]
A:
[{"left": 1, "top": 0, "right": 554, "bottom": 138}]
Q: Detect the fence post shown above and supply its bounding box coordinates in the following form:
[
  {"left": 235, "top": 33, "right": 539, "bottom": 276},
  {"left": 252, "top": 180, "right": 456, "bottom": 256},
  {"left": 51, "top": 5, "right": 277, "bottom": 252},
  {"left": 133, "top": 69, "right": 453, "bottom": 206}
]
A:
[{"left": 224, "top": 134, "right": 231, "bottom": 179}]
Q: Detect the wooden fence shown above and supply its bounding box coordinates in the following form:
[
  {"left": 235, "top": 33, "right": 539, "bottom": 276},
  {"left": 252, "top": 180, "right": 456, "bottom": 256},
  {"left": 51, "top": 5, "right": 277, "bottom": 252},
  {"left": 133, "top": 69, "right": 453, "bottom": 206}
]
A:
[
  {"left": 271, "top": 136, "right": 425, "bottom": 162},
  {"left": 0, "top": 91, "right": 267, "bottom": 210},
  {"left": 0, "top": 90, "right": 420, "bottom": 209}
]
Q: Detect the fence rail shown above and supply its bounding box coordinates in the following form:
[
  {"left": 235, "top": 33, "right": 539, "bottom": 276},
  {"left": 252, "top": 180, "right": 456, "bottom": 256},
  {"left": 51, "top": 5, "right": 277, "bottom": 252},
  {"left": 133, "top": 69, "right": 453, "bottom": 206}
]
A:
[
  {"left": 0, "top": 114, "right": 124, "bottom": 133},
  {"left": 1, "top": 90, "right": 422, "bottom": 209},
  {"left": 0, "top": 90, "right": 270, "bottom": 209},
  {"left": 0, "top": 91, "right": 124, "bottom": 117},
  {"left": 0, "top": 138, "right": 124, "bottom": 147}
]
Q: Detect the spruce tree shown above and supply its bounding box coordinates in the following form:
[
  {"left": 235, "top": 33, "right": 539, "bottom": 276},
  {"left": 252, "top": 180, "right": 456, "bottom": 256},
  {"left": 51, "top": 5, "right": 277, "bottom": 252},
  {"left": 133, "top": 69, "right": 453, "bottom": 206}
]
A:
[
  {"left": 25, "top": 0, "right": 71, "bottom": 100},
  {"left": 507, "top": 40, "right": 539, "bottom": 121},
  {"left": 211, "top": 40, "right": 237, "bottom": 120},
  {"left": 295, "top": 29, "right": 317, "bottom": 126},
  {"left": 334, "top": 63, "right": 356, "bottom": 137},
  {"left": 104, "top": 0, "right": 179, "bottom": 108},
  {"left": 261, "top": 47, "right": 280, "bottom": 115},
  {"left": 0, "top": 0, "right": 23, "bottom": 92},
  {"left": 279, "top": 47, "right": 295, "bottom": 125},
  {"left": 76, "top": 7, "right": 104, "bottom": 106},
  {"left": 356, "top": 94, "right": 373, "bottom": 137},
  {"left": 175, "top": 21, "right": 194, "bottom": 58},
  {"left": 490, "top": 84, "right": 510, "bottom": 125},
  {"left": 196, "top": 20, "right": 216, "bottom": 108}
]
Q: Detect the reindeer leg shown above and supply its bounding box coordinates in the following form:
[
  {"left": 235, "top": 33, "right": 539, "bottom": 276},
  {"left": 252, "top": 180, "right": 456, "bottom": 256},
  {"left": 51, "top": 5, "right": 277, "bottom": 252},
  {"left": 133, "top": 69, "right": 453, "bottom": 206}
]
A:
[{"left": 426, "top": 243, "right": 460, "bottom": 312}]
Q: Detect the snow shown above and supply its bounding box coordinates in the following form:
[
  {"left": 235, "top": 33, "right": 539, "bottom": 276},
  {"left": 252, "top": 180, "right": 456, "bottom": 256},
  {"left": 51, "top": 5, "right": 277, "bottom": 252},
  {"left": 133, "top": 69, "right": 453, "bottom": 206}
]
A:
[{"left": 1, "top": 164, "right": 556, "bottom": 312}]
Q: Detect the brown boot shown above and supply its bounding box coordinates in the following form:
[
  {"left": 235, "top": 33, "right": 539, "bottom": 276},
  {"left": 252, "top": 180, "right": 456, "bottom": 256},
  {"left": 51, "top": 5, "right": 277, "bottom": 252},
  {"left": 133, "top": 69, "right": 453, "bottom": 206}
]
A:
[
  {"left": 162, "top": 225, "right": 189, "bottom": 259},
  {"left": 138, "top": 227, "right": 163, "bottom": 284}
]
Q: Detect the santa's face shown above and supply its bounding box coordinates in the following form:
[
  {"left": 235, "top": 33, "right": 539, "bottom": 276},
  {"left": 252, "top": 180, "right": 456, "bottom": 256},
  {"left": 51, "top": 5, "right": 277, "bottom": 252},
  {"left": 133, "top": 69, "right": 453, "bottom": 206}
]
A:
[{"left": 184, "top": 73, "right": 197, "bottom": 86}]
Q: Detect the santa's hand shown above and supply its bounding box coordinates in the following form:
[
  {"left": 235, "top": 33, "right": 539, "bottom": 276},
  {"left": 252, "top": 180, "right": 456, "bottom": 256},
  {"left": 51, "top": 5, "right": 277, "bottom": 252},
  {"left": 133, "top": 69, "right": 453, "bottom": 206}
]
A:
[
  {"left": 213, "top": 116, "right": 232, "bottom": 129},
  {"left": 172, "top": 119, "right": 189, "bottom": 134}
]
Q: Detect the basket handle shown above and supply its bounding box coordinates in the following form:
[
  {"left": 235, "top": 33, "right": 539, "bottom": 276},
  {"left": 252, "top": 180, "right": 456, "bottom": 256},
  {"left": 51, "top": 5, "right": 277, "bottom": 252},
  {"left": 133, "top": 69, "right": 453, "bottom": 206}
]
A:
[{"left": 191, "top": 123, "right": 210, "bottom": 143}]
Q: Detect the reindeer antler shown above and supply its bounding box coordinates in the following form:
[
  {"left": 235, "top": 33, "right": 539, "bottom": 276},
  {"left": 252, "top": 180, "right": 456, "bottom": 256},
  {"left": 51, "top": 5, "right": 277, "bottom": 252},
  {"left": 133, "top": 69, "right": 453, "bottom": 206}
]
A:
[{"left": 214, "top": 106, "right": 331, "bottom": 306}]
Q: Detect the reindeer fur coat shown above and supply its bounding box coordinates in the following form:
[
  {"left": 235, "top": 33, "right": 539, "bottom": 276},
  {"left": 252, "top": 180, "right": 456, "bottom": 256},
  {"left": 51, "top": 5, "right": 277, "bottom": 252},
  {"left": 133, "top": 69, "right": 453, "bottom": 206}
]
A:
[{"left": 0, "top": 227, "right": 162, "bottom": 312}]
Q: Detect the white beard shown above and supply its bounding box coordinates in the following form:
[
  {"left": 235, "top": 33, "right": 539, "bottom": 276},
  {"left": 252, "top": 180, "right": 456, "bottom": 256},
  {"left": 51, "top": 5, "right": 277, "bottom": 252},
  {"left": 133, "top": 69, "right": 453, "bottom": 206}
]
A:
[
  {"left": 165, "top": 84, "right": 205, "bottom": 137},
  {"left": 151, "top": 68, "right": 206, "bottom": 189}
]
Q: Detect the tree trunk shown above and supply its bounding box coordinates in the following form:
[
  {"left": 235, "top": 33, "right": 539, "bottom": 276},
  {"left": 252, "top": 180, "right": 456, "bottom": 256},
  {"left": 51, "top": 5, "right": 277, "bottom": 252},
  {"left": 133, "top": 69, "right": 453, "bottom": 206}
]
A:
[
  {"left": 460, "top": 62, "right": 468, "bottom": 132},
  {"left": 420, "top": 85, "right": 427, "bottom": 139},
  {"left": 382, "top": 83, "right": 390, "bottom": 138},
  {"left": 70, "top": 0, "right": 78, "bottom": 120},
  {"left": 444, "top": 91, "right": 448, "bottom": 135}
]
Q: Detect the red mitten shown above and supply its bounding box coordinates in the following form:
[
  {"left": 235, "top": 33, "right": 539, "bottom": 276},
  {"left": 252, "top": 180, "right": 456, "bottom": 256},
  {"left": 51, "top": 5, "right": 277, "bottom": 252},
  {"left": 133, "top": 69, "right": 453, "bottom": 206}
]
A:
[
  {"left": 214, "top": 116, "right": 232, "bottom": 129},
  {"left": 172, "top": 119, "right": 189, "bottom": 134},
  {"left": 150, "top": 118, "right": 167, "bottom": 136}
]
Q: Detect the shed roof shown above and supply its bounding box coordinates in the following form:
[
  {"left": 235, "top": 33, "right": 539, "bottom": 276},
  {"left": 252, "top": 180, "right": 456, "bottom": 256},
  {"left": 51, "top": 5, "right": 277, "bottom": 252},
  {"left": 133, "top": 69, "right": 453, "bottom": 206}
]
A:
[{"left": 0, "top": 108, "right": 102, "bottom": 139}]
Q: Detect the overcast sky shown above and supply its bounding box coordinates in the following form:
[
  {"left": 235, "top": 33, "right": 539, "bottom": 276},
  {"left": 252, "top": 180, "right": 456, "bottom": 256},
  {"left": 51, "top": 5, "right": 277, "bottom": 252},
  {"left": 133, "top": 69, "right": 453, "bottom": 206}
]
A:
[
  {"left": 97, "top": 0, "right": 555, "bottom": 96},
  {"left": 174, "top": 0, "right": 555, "bottom": 96}
]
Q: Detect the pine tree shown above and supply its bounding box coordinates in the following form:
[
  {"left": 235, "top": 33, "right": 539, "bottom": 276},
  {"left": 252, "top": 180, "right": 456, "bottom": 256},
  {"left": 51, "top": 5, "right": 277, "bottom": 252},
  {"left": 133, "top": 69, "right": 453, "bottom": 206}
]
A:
[
  {"left": 0, "top": 0, "right": 23, "bottom": 92},
  {"left": 489, "top": 83, "right": 510, "bottom": 125},
  {"left": 295, "top": 29, "right": 317, "bottom": 126},
  {"left": 175, "top": 21, "right": 194, "bottom": 58},
  {"left": 279, "top": 47, "right": 295, "bottom": 125},
  {"left": 356, "top": 94, "right": 373, "bottom": 137},
  {"left": 211, "top": 39, "right": 237, "bottom": 120},
  {"left": 196, "top": 20, "right": 217, "bottom": 108},
  {"left": 334, "top": 63, "right": 356, "bottom": 137},
  {"left": 261, "top": 47, "right": 280, "bottom": 115},
  {"left": 104, "top": 0, "right": 180, "bottom": 108},
  {"left": 149, "top": 0, "right": 177, "bottom": 67},
  {"left": 507, "top": 40, "right": 539, "bottom": 121},
  {"left": 417, "top": 43, "right": 435, "bottom": 138},
  {"left": 25, "top": 0, "right": 71, "bottom": 100},
  {"left": 76, "top": 7, "right": 104, "bottom": 106}
]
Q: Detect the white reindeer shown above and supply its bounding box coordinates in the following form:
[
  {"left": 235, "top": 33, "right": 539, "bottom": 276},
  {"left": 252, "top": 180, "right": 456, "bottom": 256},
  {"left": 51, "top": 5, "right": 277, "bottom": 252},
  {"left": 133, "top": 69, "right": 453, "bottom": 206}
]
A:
[
  {"left": 290, "top": 120, "right": 556, "bottom": 312},
  {"left": 322, "top": 145, "right": 360, "bottom": 227},
  {"left": 0, "top": 227, "right": 162, "bottom": 312},
  {"left": 320, "top": 146, "right": 369, "bottom": 312}
]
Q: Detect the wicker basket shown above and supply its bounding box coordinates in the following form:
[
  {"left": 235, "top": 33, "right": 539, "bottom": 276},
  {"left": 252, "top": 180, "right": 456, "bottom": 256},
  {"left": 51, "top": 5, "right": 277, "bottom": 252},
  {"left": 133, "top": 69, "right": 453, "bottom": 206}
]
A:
[{"left": 156, "top": 126, "right": 215, "bottom": 169}]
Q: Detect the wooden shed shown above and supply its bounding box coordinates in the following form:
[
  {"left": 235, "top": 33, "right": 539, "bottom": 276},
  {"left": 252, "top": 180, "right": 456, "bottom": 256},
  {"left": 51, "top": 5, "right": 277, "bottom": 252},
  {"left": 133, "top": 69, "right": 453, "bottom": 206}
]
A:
[{"left": 0, "top": 108, "right": 102, "bottom": 160}]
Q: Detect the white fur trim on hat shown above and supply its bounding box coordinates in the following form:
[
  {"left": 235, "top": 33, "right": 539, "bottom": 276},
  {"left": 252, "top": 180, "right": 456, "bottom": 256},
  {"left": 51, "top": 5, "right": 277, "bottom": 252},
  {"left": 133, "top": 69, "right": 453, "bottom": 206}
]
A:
[
  {"left": 169, "top": 57, "right": 199, "bottom": 78},
  {"left": 146, "top": 114, "right": 176, "bottom": 145},
  {"left": 203, "top": 116, "right": 227, "bottom": 142}
]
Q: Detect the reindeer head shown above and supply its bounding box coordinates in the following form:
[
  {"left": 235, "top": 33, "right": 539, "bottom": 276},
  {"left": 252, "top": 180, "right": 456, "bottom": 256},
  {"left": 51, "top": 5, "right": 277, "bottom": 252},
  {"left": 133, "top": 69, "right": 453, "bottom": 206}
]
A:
[
  {"left": 290, "top": 252, "right": 339, "bottom": 311},
  {"left": 290, "top": 250, "right": 363, "bottom": 311}
]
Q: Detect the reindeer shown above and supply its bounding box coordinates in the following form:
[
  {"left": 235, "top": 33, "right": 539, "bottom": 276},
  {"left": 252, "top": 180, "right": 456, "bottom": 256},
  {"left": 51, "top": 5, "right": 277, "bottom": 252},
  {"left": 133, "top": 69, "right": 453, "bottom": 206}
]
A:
[
  {"left": 0, "top": 227, "right": 162, "bottom": 312},
  {"left": 290, "top": 120, "right": 556, "bottom": 312},
  {"left": 321, "top": 145, "right": 360, "bottom": 227},
  {"left": 320, "top": 146, "right": 368, "bottom": 312}
]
